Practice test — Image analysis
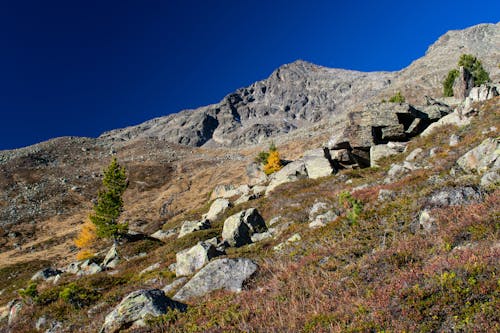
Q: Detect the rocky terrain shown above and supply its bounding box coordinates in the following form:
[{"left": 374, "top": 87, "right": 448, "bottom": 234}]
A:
[{"left": 0, "top": 22, "right": 499, "bottom": 332}]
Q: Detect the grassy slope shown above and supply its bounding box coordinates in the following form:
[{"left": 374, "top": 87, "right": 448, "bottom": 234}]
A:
[{"left": 2, "top": 98, "right": 499, "bottom": 332}]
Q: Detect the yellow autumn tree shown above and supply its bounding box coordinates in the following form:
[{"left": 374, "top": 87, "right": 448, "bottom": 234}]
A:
[
  {"left": 264, "top": 150, "right": 282, "bottom": 175},
  {"left": 74, "top": 219, "right": 97, "bottom": 260}
]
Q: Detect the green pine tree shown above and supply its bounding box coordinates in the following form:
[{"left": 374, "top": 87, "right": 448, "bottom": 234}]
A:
[
  {"left": 458, "top": 54, "right": 490, "bottom": 86},
  {"left": 89, "top": 157, "right": 128, "bottom": 241}
]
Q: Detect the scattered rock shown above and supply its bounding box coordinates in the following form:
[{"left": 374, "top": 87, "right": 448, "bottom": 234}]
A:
[
  {"left": 308, "top": 202, "right": 330, "bottom": 220},
  {"left": 429, "top": 186, "right": 481, "bottom": 207},
  {"left": 449, "top": 134, "right": 460, "bottom": 147},
  {"left": 480, "top": 171, "right": 499, "bottom": 189},
  {"left": 457, "top": 138, "right": 499, "bottom": 174},
  {"left": 266, "top": 160, "right": 308, "bottom": 195},
  {"left": 203, "top": 198, "right": 231, "bottom": 221},
  {"left": 7, "top": 299, "right": 22, "bottom": 326},
  {"left": 419, "top": 209, "right": 436, "bottom": 232},
  {"left": 31, "top": 267, "right": 62, "bottom": 281},
  {"left": 405, "top": 148, "right": 425, "bottom": 162},
  {"left": 178, "top": 219, "right": 211, "bottom": 238},
  {"left": 421, "top": 111, "right": 471, "bottom": 136},
  {"left": 252, "top": 185, "right": 267, "bottom": 196},
  {"left": 251, "top": 231, "right": 273, "bottom": 242},
  {"left": 370, "top": 143, "right": 404, "bottom": 167},
  {"left": 309, "top": 211, "right": 338, "bottom": 229},
  {"left": 150, "top": 228, "right": 177, "bottom": 241},
  {"left": 140, "top": 262, "right": 161, "bottom": 276},
  {"left": 378, "top": 189, "right": 395, "bottom": 202},
  {"left": 210, "top": 184, "right": 250, "bottom": 200},
  {"left": 273, "top": 233, "right": 302, "bottom": 251},
  {"left": 222, "top": 208, "right": 267, "bottom": 247},
  {"left": 468, "top": 84, "right": 499, "bottom": 102},
  {"left": 234, "top": 193, "right": 259, "bottom": 205},
  {"left": 78, "top": 259, "right": 103, "bottom": 276},
  {"left": 100, "top": 289, "right": 187, "bottom": 333},
  {"left": 385, "top": 163, "right": 410, "bottom": 182},
  {"left": 173, "top": 258, "right": 257, "bottom": 302},
  {"left": 268, "top": 216, "right": 282, "bottom": 226},
  {"left": 303, "top": 148, "right": 335, "bottom": 179},
  {"left": 176, "top": 238, "right": 222, "bottom": 276}
]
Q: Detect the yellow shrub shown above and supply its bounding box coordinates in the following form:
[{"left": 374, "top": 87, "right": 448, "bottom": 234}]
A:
[
  {"left": 264, "top": 150, "right": 282, "bottom": 175},
  {"left": 74, "top": 220, "right": 97, "bottom": 250}
]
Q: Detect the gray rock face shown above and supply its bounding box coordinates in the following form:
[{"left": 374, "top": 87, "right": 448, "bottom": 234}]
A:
[
  {"left": 173, "top": 258, "right": 258, "bottom": 302},
  {"left": 100, "top": 289, "right": 186, "bottom": 333},
  {"left": 457, "top": 138, "right": 500, "bottom": 174},
  {"left": 469, "top": 84, "right": 499, "bottom": 102},
  {"left": 266, "top": 160, "right": 308, "bottom": 195},
  {"left": 203, "top": 198, "right": 231, "bottom": 221},
  {"left": 176, "top": 238, "right": 222, "bottom": 276},
  {"left": 222, "top": 208, "right": 267, "bottom": 247},
  {"left": 178, "top": 219, "right": 211, "bottom": 238},
  {"left": 303, "top": 148, "right": 335, "bottom": 179},
  {"left": 429, "top": 187, "right": 481, "bottom": 207},
  {"left": 453, "top": 67, "right": 474, "bottom": 100}
]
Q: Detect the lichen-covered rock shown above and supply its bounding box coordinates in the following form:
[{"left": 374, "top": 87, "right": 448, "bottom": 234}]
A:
[
  {"left": 222, "top": 208, "right": 267, "bottom": 247},
  {"left": 178, "top": 219, "right": 211, "bottom": 238},
  {"left": 173, "top": 258, "right": 257, "bottom": 302},
  {"left": 176, "top": 238, "right": 222, "bottom": 276},
  {"left": 150, "top": 228, "right": 177, "bottom": 241},
  {"left": 429, "top": 187, "right": 481, "bottom": 207},
  {"left": 100, "top": 289, "right": 186, "bottom": 333},
  {"left": 457, "top": 138, "right": 499, "bottom": 174}
]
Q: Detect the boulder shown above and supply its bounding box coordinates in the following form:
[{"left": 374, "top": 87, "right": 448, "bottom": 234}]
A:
[
  {"left": 140, "top": 262, "right": 161, "bottom": 276},
  {"left": 102, "top": 244, "right": 120, "bottom": 269},
  {"left": 221, "top": 208, "right": 267, "bottom": 247},
  {"left": 31, "top": 267, "right": 62, "bottom": 281},
  {"left": 370, "top": 143, "right": 404, "bottom": 167},
  {"left": 378, "top": 189, "right": 395, "bottom": 202},
  {"left": 420, "top": 111, "right": 471, "bottom": 137},
  {"left": 303, "top": 148, "right": 335, "bottom": 179},
  {"left": 150, "top": 228, "right": 177, "bottom": 241},
  {"left": 457, "top": 138, "right": 499, "bottom": 174},
  {"left": 308, "top": 202, "right": 330, "bottom": 221},
  {"left": 176, "top": 238, "right": 222, "bottom": 276},
  {"left": 246, "top": 163, "right": 268, "bottom": 185},
  {"left": 449, "top": 134, "right": 460, "bottom": 147},
  {"left": 100, "top": 289, "right": 186, "bottom": 333},
  {"left": 173, "top": 258, "right": 258, "bottom": 302},
  {"left": 266, "top": 160, "right": 308, "bottom": 195},
  {"left": 178, "top": 219, "right": 211, "bottom": 238},
  {"left": 452, "top": 66, "right": 474, "bottom": 100},
  {"left": 273, "top": 233, "right": 302, "bottom": 251},
  {"left": 429, "top": 186, "right": 481, "bottom": 207},
  {"left": 203, "top": 198, "right": 231, "bottom": 221},
  {"left": 78, "top": 259, "right": 103, "bottom": 276},
  {"left": 251, "top": 231, "right": 273, "bottom": 242},
  {"left": 405, "top": 148, "right": 425, "bottom": 162}
]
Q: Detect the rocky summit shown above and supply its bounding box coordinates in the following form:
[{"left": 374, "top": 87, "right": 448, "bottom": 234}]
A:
[{"left": 1, "top": 22, "right": 499, "bottom": 333}]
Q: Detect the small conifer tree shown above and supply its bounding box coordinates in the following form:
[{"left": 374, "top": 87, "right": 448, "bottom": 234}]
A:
[
  {"left": 388, "top": 91, "right": 405, "bottom": 103},
  {"left": 89, "top": 158, "right": 128, "bottom": 242},
  {"left": 443, "top": 54, "right": 490, "bottom": 96}
]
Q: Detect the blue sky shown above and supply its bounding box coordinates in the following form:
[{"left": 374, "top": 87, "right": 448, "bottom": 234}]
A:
[{"left": 0, "top": 0, "right": 498, "bottom": 150}]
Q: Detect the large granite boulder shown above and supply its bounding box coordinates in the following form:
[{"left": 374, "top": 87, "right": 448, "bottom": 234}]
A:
[
  {"left": 100, "top": 289, "right": 186, "bottom": 333},
  {"left": 175, "top": 238, "right": 222, "bottom": 276},
  {"left": 221, "top": 208, "right": 267, "bottom": 247},
  {"left": 303, "top": 148, "right": 335, "bottom": 179},
  {"left": 178, "top": 219, "right": 211, "bottom": 238},
  {"left": 457, "top": 138, "right": 499, "bottom": 174},
  {"left": 265, "top": 160, "right": 308, "bottom": 195},
  {"left": 173, "top": 258, "right": 258, "bottom": 302},
  {"left": 102, "top": 244, "right": 120, "bottom": 269}
]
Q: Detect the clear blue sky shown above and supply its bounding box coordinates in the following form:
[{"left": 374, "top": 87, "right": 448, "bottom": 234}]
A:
[{"left": 0, "top": 0, "right": 498, "bottom": 150}]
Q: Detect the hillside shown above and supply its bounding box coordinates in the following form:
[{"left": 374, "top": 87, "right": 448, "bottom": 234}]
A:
[{"left": 0, "top": 22, "right": 499, "bottom": 332}]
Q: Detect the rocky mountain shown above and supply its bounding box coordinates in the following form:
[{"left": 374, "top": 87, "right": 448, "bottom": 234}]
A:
[
  {"left": 99, "top": 22, "right": 500, "bottom": 148},
  {"left": 0, "top": 22, "right": 499, "bottom": 333}
]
